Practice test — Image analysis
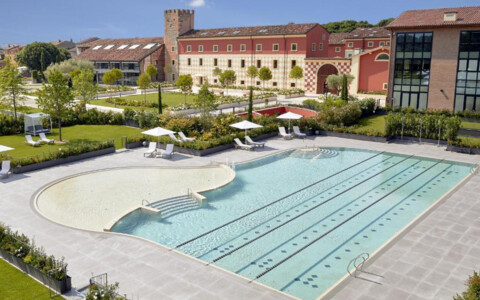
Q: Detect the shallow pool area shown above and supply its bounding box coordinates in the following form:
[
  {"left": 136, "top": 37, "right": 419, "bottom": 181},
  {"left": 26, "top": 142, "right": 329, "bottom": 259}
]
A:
[{"left": 109, "top": 148, "right": 474, "bottom": 300}]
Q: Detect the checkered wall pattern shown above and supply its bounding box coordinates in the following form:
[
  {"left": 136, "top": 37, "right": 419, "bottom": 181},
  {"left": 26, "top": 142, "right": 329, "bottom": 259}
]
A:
[{"left": 304, "top": 61, "right": 351, "bottom": 93}]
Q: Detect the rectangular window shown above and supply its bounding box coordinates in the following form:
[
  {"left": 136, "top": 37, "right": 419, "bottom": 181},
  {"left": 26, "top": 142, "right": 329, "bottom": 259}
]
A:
[
  {"left": 273, "top": 82, "right": 277, "bottom": 87},
  {"left": 256, "top": 44, "right": 262, "bottom": 51},
  {"left": 187, "top": 58, "right": 191, "bottom": 66},
  {"left": 322, "top": 34, "right": 326, "bottom": 40},
  {"left": 213, "top": 45, "right": 218, "bottom": 52},
  {"left": 198, "top": 45, "right": 204, "bottom": 52},
  {"left": 199, "top": 58, "right": 203, "bottom": 66},
  {"left": 228, "top": 59, "right": 232, "bottom": 68},
  {"left": 227, "top": 44, "right": 233, "bottom": 52},
  {"left": 311, "top": 43, "right": 316, "bottom": 51},
  {"left": 386, "top": 41, "right": 391, "bottom": 46},
  {"left": 172, "top": 74, "right": 175, "bottom": 81},
  {"left": 171, "top": 46, "right": 175, "bottom": 52},
  {"left": 319, "top": 43, "right": 323, "bottom": 51},
  {"left": 383, "top": 83, "right": 388, "bottom": 90},
  {"left": 273, "top": 60, "right": 278, "bottom": 69},
  {"left": 348, "top": 42, "right": 354, "bottom": 48},
  {"left": 172, "top": 60, "right": 175, "bottom": 65},
  {"left": 214, "top": 79, "right": 218, "bottom": 83},
  {"left": 240, "top": 44, "right": 246, "bottom": 51},
  {"left": 291, "top": 43, "right": 297, "bottom": 51},
  {"left": 273, "top": 44, "right": 279, "bottom": 51},
  {"left": 291, "top": 60, "right": 296, "bottom": 68},
  {"left": 241, "top": 59, "right": 245, "bottom": 68},
  {"left": 335, "top": 47, "right": 341, "bottom": 53},
  {"left": 393, "top": 32, "right": 433, "bottom": 109},
  {"left": 240, "top": 80, "right": 245, "bottom": 85},
  {"left": 256, "top": 81, "right": 261, "bottom": 86},
  {"left": 379, "top": 41, "right": 385, "bottom": 47},
  {"left": 214, "top": 58, "right": 218, "bottom": 66},
  {"left": 257, "top": 60, "right": 261, "bottom": 68},
  {"left": 368, "top": 41, "right": 374, "bottom": 47},
  {"left": 290, "top": 82, "right": 296, "bottom": 87},
  {"left": 186, "top": 45, "right": 191, "bottom": 52}
]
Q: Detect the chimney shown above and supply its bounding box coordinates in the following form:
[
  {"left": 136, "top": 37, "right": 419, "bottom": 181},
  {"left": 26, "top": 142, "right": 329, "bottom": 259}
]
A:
[{"left": 444, "top": 11, "right": 457, "bottom": 22}]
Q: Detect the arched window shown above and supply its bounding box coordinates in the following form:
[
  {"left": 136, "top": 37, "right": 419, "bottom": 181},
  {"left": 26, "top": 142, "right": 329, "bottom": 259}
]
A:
[{"left": 375, "top": 53, "right": 390, "bottom": 61}]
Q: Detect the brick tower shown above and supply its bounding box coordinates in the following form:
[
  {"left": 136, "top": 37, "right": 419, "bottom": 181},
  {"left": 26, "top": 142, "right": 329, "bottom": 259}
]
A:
[{"left": 164, "top": 9, "right": 195, "bottom": 82}]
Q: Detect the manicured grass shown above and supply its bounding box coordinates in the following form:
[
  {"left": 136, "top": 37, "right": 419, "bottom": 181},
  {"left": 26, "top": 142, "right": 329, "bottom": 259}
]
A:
[
  {"left": 90, "top": 92, "right": 196, "bottom": 112},
  {"left": 461, "top": 121, "right": 480, "bottom": 130},
  {"left": 0, "top": 259, "right": 65, "bottom": 300},
  {"left": 0, "top": 125, "right": 142, "bottom": 158},
  {"left": 352, "top": 114, "right": 386, "bottom": 133},
  {"left": 458, "top": 136, "right": 480, "bottom": 147}
]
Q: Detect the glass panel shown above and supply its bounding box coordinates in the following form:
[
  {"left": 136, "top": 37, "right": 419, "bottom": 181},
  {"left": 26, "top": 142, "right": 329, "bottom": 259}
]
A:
[
  {"left": 476, "top": 88, "right": 480, "bottom": 95},
  {"left": 397, "top": 34, "right": 405, "bottom": 44},
  {"left": 402, "top": 85, "right": 410, "bottom": 91},
  {"left": 457, "top": 79, "right": 467, "bottom": 87},
  {"left": 414, "top": 33, "right": 423, "bottom": 43},
  {"left": 470, "top": 52, "right": 479, "bottom": 59},
  {"left": 455, "top": 95, "right": 465, "bottom": 112},
  {"left": 459, "top": 60, "right": 468, "bottom": 71},
  {"left": 406, "top": 33, "right": 414, "bottom": 43},
  {"left": 411, "top": 86, "right": 420, "bottom": 92},
  {"left": 394, "top": 85, "right": 402, "bottom": 91},
  {"left": 394, "top": 78, "right": 402, "bottom": 85},
  {"left": 410, "top": 93, "right": 419, "bottom": 108},
  {"left": 466, "top": 80, "right": 476, "bottom": 88},
  {"left": 420, "top": 86, "right": 429, "bottom": 92},
  {"left": 404, "top": 52, "right": 413, "bottom": 58},
  {"left": 467, "top": 88, "right": 476, "bottom": 94},
  {"left": 397, "top": 52, "right": 404, "bottom": 58},
  {"left": 468, "top": 60, "right": 478, "bottom": 71},
  {"left": 419, "top": 93, "right": 428, "bottom": 109},
  {"left": 460, "top": 52, "right": 469, "bottom": 59},
  {"left": 413, "top": 52, "right": 423, "bottom": 59},
  {"left": 472, "top": 32, "right": 480, "bottom": 43},
  {"left": 393, "top": 92, "right": 401, "bottom": 107},
  {"left": 467, "top": 72, "right": 477, "bottom": 80},
  {"left": 461, "top": 32, "right": 470, "bottom": 43},
  {"left": 466, "top": 96, "right": 475, "bottom": 111},
  {"left": 457, "top": 87, "right": 465, "bottom": 94},
  {"left": 458, "top": 71, "right": 467, "bottom": 80},
  {"left": 423, "top": 52, "right": 431, "bottom": 59},
  {"left": 402, "top": 93, "right": 410, "bottom": 108},
  {"left": 424, "top": 33, "right": 433, "bottom": 43}
]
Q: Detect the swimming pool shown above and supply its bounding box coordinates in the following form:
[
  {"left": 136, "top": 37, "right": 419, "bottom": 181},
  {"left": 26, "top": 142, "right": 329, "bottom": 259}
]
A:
[{"left": 112, "top": 148, "right": 474, "bottom": 299}]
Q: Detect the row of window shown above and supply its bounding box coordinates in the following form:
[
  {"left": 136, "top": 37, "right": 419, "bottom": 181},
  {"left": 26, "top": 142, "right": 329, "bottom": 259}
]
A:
[
  {"left": 186, "top": 43, "right": 300, "bottom": 53},
  {"left": 455, "top": 31, "right": 480, "bottom": 111},
  {"left": 186, "top": 58, "right": 298, "bottom": 69},
  {"left": 346, "top": 41, "right": 390, "bottom": 48},
  {"left": 212, "top": 78, "right": 297, "bottom": 88}
]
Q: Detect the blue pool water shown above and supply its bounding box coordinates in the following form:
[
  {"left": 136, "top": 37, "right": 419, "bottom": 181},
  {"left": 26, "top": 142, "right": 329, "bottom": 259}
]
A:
[{"left": 112, "top": 148, "right": 474, "bottom": 299}]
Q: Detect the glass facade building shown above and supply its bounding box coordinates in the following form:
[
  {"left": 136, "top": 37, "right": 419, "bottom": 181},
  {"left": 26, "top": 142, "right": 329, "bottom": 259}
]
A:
[{"left": 455, "top": 31, "right": 480, "bottom": 111}]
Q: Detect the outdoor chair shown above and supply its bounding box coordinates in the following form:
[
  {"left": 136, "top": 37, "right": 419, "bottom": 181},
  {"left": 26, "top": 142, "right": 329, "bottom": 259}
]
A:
[
  {"left": 293, "top": 126, "right": 307, "bottom": 139},
  {"left": 25, "top": 135, "right": 41, "bottom": 147},
  {"left": 234, "top": 138, "right": 254, "bottom": 151},
  {"left": 178, "top": 132, "right": 196, "bottom": 142},
  {"left": 144, "top": 142, "right": 157, "bottom": 157},
  {"left": 245, "top": 136, "right": 265, "bottom": 148},
  {"left": 0, "top": 161, "right": 10, "bottom": 179},
  {"left": 278, "top": 127, "right": 293, "bottom": 140},
  {"left": 156, "top": 144, "right": 174, "bottom": 158},
  {"left": 39, "top": 133, "right": 55, "bottom": 144},
  {"left": 169, "top": 133, "right": 182, "bottom": 143}
]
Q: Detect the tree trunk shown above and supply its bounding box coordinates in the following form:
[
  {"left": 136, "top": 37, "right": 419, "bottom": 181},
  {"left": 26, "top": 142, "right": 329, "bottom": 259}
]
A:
[
  {"left": 58, "top": 118, "right": 62, "bottom": 142},
  {"left": 144, "top": 90, "right": 146, "bottom": 106},
  {"left": 11, "top": 88, "right": 17, "bottom": 120}
]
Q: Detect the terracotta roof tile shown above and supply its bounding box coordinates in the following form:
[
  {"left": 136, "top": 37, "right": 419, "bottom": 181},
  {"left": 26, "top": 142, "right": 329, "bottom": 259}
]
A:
[
  {"left": 346, "top": 27, "right": 391, "bottom": 39},
  {"left": 75, "top": 37, "right": 164, "bottom": 62},
  {"left": 179, "top": 23, "right": 318, "bottom": 39},
  {"left": 387, "top": 6, "right": 480, "bottom": 29},
  {"left": 76, "top": 37, "right": 100, "bottom": 45},
  {"left": 328, "top": 32, "right": 349, "bottom": 45}
]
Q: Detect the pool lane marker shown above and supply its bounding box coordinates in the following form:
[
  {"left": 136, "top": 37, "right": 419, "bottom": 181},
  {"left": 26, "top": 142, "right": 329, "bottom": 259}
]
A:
[
  {"left": 211, "top": 155, "right": 414, "bottom": 263},
  {"left": 254, "top": 159, "right": 443, "bottom": 280},
  {"left": 175, "top": 151, "right": 385, "bottom": 248}
]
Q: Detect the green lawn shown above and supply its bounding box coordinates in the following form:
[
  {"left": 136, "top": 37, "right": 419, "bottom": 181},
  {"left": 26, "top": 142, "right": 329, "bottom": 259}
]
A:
[
  {"left": 0, "top": 125, "right": 142, "bottom": 158},
  {"left": 461, "top": 121, "right": 480, "bottom": 130},
  {"left": 0, "top": 259, "right": 65, "bottom": 300},
  {"left": 458, "top": 136, "right": 480, "bottom": 147},
  {"left": 90, "top": 92, "right": 196, "bottom": 112},
  {"left": 352, "top": 114, "right": 386, "bottom": 133}
]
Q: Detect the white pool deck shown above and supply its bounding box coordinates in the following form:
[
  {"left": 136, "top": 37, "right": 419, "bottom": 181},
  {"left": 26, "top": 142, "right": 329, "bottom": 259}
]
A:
[{"left": 1, "top": 136, "right": 479, "bottom": 300}]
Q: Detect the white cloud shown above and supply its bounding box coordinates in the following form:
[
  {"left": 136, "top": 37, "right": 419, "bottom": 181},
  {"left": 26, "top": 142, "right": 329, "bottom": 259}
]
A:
[{"left": 189, "top": 0, "right": 205, "bottom": 7}]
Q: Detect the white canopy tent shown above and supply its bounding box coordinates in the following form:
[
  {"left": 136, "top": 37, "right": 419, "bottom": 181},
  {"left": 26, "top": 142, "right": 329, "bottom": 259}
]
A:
[{"left": 24, "top": 113, "right": 52, "bottom": 136}]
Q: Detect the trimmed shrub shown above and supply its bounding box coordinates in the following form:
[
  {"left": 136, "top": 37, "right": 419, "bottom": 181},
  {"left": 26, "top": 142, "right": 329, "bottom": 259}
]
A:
[
  {"left": 317, "top": 102, "right": 362, "bottom": 126},
  {"left": 454, "top": 271, "right": 480, "bottom": 300},
  {"left": 302, "top": 99, "right": 322, "bottom": 111},
  {"left": 0, "top": 114, "right": 24, "bottom": 135}
]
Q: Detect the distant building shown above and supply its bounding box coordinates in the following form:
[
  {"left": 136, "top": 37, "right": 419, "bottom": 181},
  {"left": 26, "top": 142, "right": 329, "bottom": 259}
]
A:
[
  {"left": 51, "top": 39, "right": 77, "bottom": 57},
  {"left": 386, "top": 6, "right": 480, "bottom": 111},
  {"left": 3, "top": 45, "right": 23, "bottom": 64},
  {"left": 76, "top": 37, "right": 164, "bottom": 85},
  {"left": 75, "top": 37, "right": 100, "bottom": 55}
]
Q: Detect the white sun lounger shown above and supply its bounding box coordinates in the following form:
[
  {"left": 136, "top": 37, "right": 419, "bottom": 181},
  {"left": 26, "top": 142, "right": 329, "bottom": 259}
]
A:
[
  {"left": 144, "top": 142, "right": 157, "bottom": 157},
  {"left": 293, "top": 126, "right": 307, "bottom": 139},
  {"left": 178, "top": 132, "right": 196, "bottom": 142},
  {"left": 278, "top": 127, "right": 293, "bottom": 140},
  {"left": 234, "top": 138, "right": 254, "bottom": 151},
  {"left": 169, "top": 133, "right": 182, "bottom": 143},
  {"left": 245, "top": 136, "right": 265, "bottom": 148},
  {"left": 157, "top": 144, "right": 174, "bottom": 158},
  {"left": 0, "top": 161, "right": 10, "bottom": 179},
  {"left": 39, "top": 133, "right": 55, "bottom": 144},
  {"left": 25, "top": 135, "right": 41, "bottom": 147}
]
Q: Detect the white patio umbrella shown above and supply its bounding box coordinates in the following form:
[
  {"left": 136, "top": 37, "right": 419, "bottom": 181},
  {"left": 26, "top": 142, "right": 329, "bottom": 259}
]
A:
[
  {"left": 277, "top": 112, "right": 302, "bottom": 133},
  {"left": 0, "top": 145, "right": 14, "bottom": 153},
  {"left": 142, "top": 127, "right": 176, "bottom": 143},
  {"left": 230, "top": 120, "right": 263, "bottom": 138}
]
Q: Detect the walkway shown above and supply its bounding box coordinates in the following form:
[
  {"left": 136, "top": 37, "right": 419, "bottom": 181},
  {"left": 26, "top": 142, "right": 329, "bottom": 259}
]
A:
[{"left": 0, "top": 137, "right": 479, "bottom": 300}]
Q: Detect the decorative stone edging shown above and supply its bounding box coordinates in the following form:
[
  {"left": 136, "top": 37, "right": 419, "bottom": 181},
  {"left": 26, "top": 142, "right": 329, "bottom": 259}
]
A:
[
  {"left": 446, "top": 144, "right": 480, "bottom": 154},
  {"left": 318, "top": 130, "right": 390, "bottom": 143},
  {"left": 0, "top": 249, "right": 71, "bottom": 294}
]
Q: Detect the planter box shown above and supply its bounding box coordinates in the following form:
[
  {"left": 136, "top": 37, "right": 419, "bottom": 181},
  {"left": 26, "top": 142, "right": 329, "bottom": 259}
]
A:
[
  {"left": 12, "top": 147, "right": 115, "bottom": 174},
  {"left": 0, "top": 249, "right": 71, "bottom": 294},
  {"left": 125, "top": 140, "right": 145, "bottom": 149},
  {"left": 446, "top": 144, "right": 480, "bottom": 154},
  {"left": 391, "top": 135, "right": 447, "bottom": 145},
  {"left": 318, "top": 130, "right": 390, "bottom": 143},
  {"left": 277, "top": 93, "right": 304, "bottom": 100}
]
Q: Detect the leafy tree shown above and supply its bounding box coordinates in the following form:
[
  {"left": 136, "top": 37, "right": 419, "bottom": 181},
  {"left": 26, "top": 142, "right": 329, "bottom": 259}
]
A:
[
  {"left": 194, "top": 83, "right": 217, "bottom": 129},
  {"left": 72, "top": 70, "right": 96, "bottom": 111},
  {"left": 212, "top": 67, "right": 222, "bottom": 78},
  {"left": 341, "top": 74, "right": 348, "bottom": 101},
  {"left": 376, "top": 18, "right": 395, "bottom": 27},
  {"left": 454, "top": 271, "right": 480, "bottom": 300},
  {"left": 36, "top": 70, "right": 74, "bottom": 141},
  {"left": 0, "top": 57, "right": 26, "bottom": 120},
  {"left": 163, "top": 64, "right": 173, "bottom": 81},
  {"left": 176, "top": 74, "right": 193, "bottom": 104},
  {"left": 326, "top": 74, "right": 354, "bottom": 95},
  {"left": 246, "top": 66, "right": 258, "bottom": 87},
  {"left": 16, "top": 42, "right": 70, "bottom": 76},
  {"left": 289, "top": 66, "right": 303, "bottom": 88},
  {"left": 258, "top": 67, "right": 272, "bottom": 90},
  {"left": 146, "top": 65, "right": 157, "bottom": 81},
  {"left": 45, "top": 59, "right": 95, "bottom": 79},
  {"left": 158, "top": 84, "right": 162, "bottom": 114},
  {"left": 102, "top": 68, "right": 123, "bottom": 98},
  {"left": 219, "top": 70, "right": 236, "bottom": 95},
  {"left": 137, "top": 73, "right": 151, "bottom": 106},
  {"left": 323, "top": 20, "right": 372, "bottom": 33},
  {"left": 247, "top": 86, "right": 253, "bottom": 122}
]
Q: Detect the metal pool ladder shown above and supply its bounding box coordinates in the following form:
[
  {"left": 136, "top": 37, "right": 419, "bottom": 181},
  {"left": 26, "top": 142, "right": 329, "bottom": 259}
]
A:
[{"left": 347, "top": 252, "right": 370, "bottom": 278}]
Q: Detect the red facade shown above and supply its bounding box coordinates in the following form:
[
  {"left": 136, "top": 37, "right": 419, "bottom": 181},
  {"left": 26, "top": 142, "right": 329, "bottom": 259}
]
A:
[{"left": 357, "top": 48, "right": 390, "bottom": 92}]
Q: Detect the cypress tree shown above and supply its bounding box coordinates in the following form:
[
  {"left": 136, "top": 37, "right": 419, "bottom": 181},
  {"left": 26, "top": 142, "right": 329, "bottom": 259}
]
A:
[
  {"left": 341, "top": 74, "right": 348, "bottom": 101},
  {"left": 247, "top": 86, "right": 253, "bottom": 121}
]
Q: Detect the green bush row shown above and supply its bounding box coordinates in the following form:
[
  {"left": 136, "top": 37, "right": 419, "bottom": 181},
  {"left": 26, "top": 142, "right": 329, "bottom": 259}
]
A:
[
  {"left": 0, "top": 114, "right": 24, "bottom": 135},
  {"left": 0, "top": 223, "right": 68, "bottom": 280}
]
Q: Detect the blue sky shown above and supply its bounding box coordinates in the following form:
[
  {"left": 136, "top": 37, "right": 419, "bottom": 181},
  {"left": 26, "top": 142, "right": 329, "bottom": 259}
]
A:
[{"left": 1, "top": 0, "right": 478, "bottom": 45}]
